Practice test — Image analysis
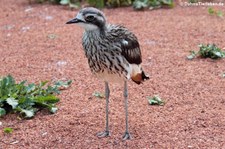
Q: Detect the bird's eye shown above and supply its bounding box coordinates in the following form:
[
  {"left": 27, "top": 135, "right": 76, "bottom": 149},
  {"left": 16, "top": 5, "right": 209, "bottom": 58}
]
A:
[{"left": 85, "top": 15, "right": 95, "bottom": 21}]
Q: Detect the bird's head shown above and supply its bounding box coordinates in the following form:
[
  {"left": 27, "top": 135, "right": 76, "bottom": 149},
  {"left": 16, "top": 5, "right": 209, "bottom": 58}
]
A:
[{"left": 66, "top": 7, "right": 106, "bottom": 31}]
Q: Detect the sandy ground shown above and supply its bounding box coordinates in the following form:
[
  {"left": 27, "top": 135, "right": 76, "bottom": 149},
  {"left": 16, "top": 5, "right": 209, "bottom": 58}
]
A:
[{"left": 0, "top": 0, "right": 225, "bottom": 148}]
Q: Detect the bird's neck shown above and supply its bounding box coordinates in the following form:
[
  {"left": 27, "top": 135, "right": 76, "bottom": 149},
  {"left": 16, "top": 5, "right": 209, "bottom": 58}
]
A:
[{"left": 85, "top": 26, "right": 106, "bottom": 39}]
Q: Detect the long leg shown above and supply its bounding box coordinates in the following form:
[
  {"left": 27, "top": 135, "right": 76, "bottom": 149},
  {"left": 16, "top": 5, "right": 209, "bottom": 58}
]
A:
[
  {"left": 123, "top": 81, "right": 131, "bottom": 140},
  {"left": 97, "top": 81, "right": 110, "bottom": 138}
]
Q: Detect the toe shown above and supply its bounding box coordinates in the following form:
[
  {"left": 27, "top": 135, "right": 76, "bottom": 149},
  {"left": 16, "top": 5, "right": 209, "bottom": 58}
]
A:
[
  {"left": 97, "top": 131, "right": 110, "bottom": 138},
  {"left": 122, "top": 132, "right": 131, "bottom": 140}
]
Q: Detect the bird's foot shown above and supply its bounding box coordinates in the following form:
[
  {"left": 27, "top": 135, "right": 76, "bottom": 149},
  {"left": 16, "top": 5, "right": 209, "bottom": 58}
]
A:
[
  {"left": 122, "top": 131, "right": 131, "bottom": 140},
  {"left": 97, "top": 130, "right": 111, "bottom": 138}
]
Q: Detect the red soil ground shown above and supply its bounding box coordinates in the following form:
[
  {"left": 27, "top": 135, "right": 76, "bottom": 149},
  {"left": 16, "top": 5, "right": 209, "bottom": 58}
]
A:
[{"left": 0, "top": 0, "right": 225, "bottom": 148}]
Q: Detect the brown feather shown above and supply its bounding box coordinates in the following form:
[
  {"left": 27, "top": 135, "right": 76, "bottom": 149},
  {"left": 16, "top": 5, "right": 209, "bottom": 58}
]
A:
[
  {"left": 131, "top": 71, "right": 149, "bottom": 85},
  {"left": 121, "top": 38, "right": 142, "bottom": 65}
]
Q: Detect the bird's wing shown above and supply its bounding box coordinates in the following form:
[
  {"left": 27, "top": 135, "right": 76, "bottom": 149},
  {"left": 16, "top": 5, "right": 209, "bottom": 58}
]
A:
[
  {"left": 107, "top": 24, "right": 142, "bottom": 65},
  {"left": 119, "top": 37, "right": 142, "bottom": 65}
]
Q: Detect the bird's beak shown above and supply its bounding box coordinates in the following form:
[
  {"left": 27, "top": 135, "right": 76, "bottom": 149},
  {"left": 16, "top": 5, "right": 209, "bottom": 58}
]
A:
[
  {"left": 66, "top": 13, "right": 85, "bottom": 24},
  {"left": 66, "top": 18, "right": 80, "bottom": 24}
]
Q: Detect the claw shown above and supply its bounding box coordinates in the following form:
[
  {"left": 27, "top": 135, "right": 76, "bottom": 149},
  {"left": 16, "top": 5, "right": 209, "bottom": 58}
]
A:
[
  {"left": 97, "top": 130, "right": 111, "bottom": 138},
  {"left": 122, "top": 131, "right": 131, "bottom": 140}
]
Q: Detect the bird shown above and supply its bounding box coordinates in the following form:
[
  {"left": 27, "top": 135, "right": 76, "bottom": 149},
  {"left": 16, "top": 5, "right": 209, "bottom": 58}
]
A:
[{"left": 66, "top": 7, "right": 149, "bottom": 140}]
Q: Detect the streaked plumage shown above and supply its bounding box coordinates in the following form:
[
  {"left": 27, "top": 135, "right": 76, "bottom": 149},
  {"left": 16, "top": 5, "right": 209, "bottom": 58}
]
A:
[{"left": 66, "top": 7, "right": 149, "bottom": 140}]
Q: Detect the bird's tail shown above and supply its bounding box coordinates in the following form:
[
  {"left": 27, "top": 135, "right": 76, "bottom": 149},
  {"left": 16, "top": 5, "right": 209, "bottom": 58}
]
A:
[{"left": 131, "top": 65, "right": 149, "bottom": 85}]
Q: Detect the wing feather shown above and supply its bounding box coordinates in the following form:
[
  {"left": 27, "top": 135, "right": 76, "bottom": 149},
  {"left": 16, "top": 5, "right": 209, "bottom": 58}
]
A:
[
  {"left": 120, "top": 38, "right": 142, "bottom": 65},
  {"left": 107, "top": 24, "right": 142, "bottom": 65}
]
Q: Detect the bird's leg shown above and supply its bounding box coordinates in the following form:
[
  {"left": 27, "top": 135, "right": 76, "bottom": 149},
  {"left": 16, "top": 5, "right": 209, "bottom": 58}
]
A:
[
  {"left": 122, "top": 81, "right": 131, "bottom": 140},
  {"left": 97, "top": 81, "right": 111, "bottom": 138}
]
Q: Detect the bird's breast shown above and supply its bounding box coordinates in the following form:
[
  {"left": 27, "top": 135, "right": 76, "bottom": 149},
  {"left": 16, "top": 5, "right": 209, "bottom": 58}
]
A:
[
  {"left": 82, "top": 34, "right": 132, "bottom": 83},
  {"left": 85, "top": 49, "right": 132, "bottom": 83}
]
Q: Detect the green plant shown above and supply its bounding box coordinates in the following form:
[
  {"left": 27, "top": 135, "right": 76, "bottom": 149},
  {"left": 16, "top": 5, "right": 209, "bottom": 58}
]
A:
[
  {"left": 133, "top": 0, "right": 174, "bottom": 10},
  {"left": 147, "top": 95, "right": 165, "bottom": 106},
  {"left": 30, "top": 0, "right": 174, "bottom": 9},
  {"left": 60, "top": 0, "right": 81, "bottom": 8},
  {"left": 29, "top": 0, "right": 61, "bottom": 4},
  {"left": 208, "top": 7, "right": 223, "bottom": 18},
  {"left": 47, "top": 34, "right": 57, "bottom": 39},
  {"left": 106, "top": 0, "right": 133, "bottom": 7},
  {"left": 188, "top": 0, "right": 198, "bottom": 3},
  {"left": 87, "top": 0, "right": 105, "bottom": 8},
  {"left": 133, "top": 0, "right": 149, "bottom": 10},
  {"left": 3, "top": 127, "right": 13, "bottom": 134},
  {"left": 92, "top": 91, "right": 105, "bottom": 98},
  {"left": 187, "top": 44, "right": 225, "bottom": 60},
  {"left": 0, "top": 75, "right": 72, "bottom": 118},
  {"left": 29, "top": 0, "right": 80, "bottom": 8}
]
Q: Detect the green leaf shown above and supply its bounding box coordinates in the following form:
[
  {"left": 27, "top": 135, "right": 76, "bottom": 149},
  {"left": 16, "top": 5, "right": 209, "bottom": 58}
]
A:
[
  {"left": 0, "top": 108, "right": 6, "bottom": 116},
  {"left": 34, "top": 95, "right": 59, "bottom": 104},
  {"left": 92, "top": 91, "right": 105, "bottom": 99},
  {"left": 53, "top": 80, "right": 72, "bottom": 90},
  {"left": 217, "top": 10, "right": 223, "bottom": 18},
  {"left": 26, "top": 83, "right": 36, "bottom": 93},
  {"left": 18, "top": 97, "right": 35, "bottom": 109},
  {"left": 133, "top": 0, "right": 149, "bottom": 10},
  {"left": 46, "top": 85, "right": 60, "bottom": 94},
  {"left": 188, "top": 0, "right": 198, "bottom": 3},
  {"left": 50, "top": 107, "right": 58, "bottom": 113},
  {"left": 208, "top": 7, "right": 223, "bottom": 18},
  {"left": 88, "top": 0, "right": 104, "bottom": 8},
  {"left": 5, "top": 75, "right": 15, "bottom": 86},
  {"left": 161, "top": 0, "right": 174, "bottom": 7},
  {"left": 147, "top": 95, "right": 165, "bottom": 106},
  {"left": 208, "top": 7, "right": 215, "bottom": 15},
  {"left": 187, "top": 51, "right": 197, "bottom": 60},
  {"left": 60, "top": 0, "right": 69, "bottom": 5},
  {"left": 0, "top": 75, "right": 67, "bottom": 118},
  {"left": 39, "top": 81, "right": 48, "bottom": 87},
  {"left": 6, "top": 98, "right": 18, "bottom": 109},
  {"left": 3, "top": 127, "right": 13, "bottom": 134},
  {"left": 47, "top": 34, "right": 57, "bottom": 39},
  {"left": 214, "top": 51, "right": 222, "bottom": 57},
  {"left": 190, "top": 44, "right": 225, "bottom": 59},
  {"left": 21, "top": 109, "right": 34, "bottom": 118},
  {"left": 69, "top": 1, "right": 80, "bottom": 9}
]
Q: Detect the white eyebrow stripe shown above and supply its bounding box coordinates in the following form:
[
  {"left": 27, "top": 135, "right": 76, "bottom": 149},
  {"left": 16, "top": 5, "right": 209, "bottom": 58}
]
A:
[{"left": 76, "top": 13, "right": 85, "bottom": 21}]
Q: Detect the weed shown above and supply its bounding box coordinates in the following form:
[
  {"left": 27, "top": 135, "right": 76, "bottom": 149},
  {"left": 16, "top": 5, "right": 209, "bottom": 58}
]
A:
[
  {"left": 29, "top": 0, "right": 80, "bottom": 8},
  {"left": 3, "top": 127, "right": 13, "bottom": 134},
  {"left": 106, "top": 0, "right": 133, "bottom": 8},
  {"left": 147, "top": 95, "right": 165, "bottom": 106},
  {"left": 29, "top": 0, "right": 174, "bottom": 9},
  {"left": 133, "top": 0, "right": 174, "bottom": 10},
  {"left": 188, "top": 0, "right": 198, "bottom": 3},
  {"left": 47, "top": 34, "right": 57, "bottom": 39},
  {"left": 187, "top": 44, "right": 225, "bottom": 60},
  {"left": 92, "top": 91, "right": 105, "bottom": 99},
  {"left": 133, "top": 0, "right": 149, "bottom": 10},
  {"left": 60, "top": 0, "right": 80, "bottom": 8},
  {"left": 88, "top": 0, "right": 105, "bottom": 8},
  {"left": 208, "top": 7, "right": 223, "bottom": 18},
  {"left": 0, "top": 75, "right": 72, "bottom": 118}
]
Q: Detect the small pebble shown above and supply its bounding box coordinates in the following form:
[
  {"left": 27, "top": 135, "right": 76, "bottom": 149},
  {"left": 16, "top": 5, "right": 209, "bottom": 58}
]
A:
[
  {"left": 10, "top": 140, "right": 19, "bottom": 145},
  {"left": 42, "top": 132, "right": 48, "bottom": 136},
  {"left": 21, "top": 26, "right": 30, "bottom": 32},
  {"left": 25, "top": 7, "right": 33, "bottom": 12},
  {"left": 45, "top": 16, "right": 53, "bottom": 20}
]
